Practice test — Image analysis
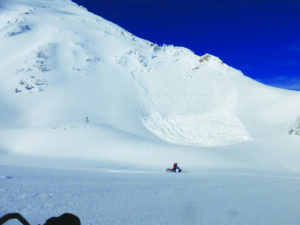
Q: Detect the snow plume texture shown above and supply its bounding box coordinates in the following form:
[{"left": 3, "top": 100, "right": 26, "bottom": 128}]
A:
[{"left": 0, "top": 0, "right": 300, "bottom": 171}]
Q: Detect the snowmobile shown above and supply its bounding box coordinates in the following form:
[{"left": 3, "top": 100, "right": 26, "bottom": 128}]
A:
[{"left": 166, "top": 167, "right": 182, "bottom": 173}]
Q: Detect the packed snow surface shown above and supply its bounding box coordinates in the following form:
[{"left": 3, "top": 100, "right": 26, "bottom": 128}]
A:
[
  {"left": 1, "top": 163, "right": 300, "bottom": 225},
  {"left": 1, "top": 0, "right": 300, "bottom": 224}
]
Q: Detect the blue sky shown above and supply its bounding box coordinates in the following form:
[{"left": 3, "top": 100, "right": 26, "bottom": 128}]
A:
[{"left": 73, "top": 0, "right": 300, "bottom": 90}]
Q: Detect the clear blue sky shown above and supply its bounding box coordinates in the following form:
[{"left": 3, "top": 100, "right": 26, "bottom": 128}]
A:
[{"left": 73, "top": 0, "right": 300, "bottom": 90}]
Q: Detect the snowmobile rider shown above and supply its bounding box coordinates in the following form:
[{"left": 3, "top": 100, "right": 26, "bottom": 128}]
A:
[{"left": 172, "top": 162, "right": 178, "bottom": 172}]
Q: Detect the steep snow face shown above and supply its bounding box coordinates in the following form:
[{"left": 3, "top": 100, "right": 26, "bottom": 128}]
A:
[
  {"left": 0, "top": 0, "right": 300, "bottom": 153},
  {"left": 120, "top": 49, "right": 252, "bottom": 146}
]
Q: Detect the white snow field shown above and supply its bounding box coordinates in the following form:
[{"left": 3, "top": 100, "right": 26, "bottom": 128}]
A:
[
  {"left": 1, "top": 0, "right": 300, "bottom": 224},
  {"left": 1, "top": 163, "right": 300, "bottom": 225}
]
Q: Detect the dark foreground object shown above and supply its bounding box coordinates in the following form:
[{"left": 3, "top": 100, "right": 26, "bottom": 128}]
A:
[
  {"left": 0, "top": 213, "right": 30, "bottom": 225},
  {"left": 0, "top": 212, "right": 81, "bottom": 225},
  {"left": 44, "top": 213, "right": 81, "bottom": 225},
  {"left": 166, "top": 168, "right": 182, "bottom": 173}
]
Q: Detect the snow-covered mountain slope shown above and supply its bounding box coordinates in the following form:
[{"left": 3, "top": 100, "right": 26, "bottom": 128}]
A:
[{"left": 1, "top": 0, "right": 300, "bottom": 170}]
